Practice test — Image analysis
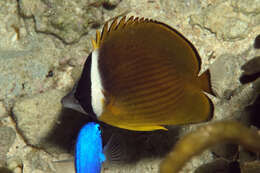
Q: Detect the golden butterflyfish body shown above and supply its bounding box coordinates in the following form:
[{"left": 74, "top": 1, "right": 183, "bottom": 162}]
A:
[{"left": 62, "top": 16, "right": 215, "bottom": 131}]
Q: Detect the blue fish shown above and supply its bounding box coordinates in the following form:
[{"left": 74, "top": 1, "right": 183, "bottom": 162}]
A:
[
  {"left": 75, "top": 122, "right": 105, "bottom": 173},
  {"left": 75, "top": 122, "right": 124, "bottom": 173}
]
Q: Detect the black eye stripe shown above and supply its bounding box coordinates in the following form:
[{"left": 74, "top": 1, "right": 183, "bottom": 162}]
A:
[{"left": 75, "top": 53, "right": 95, "bottom": 116}]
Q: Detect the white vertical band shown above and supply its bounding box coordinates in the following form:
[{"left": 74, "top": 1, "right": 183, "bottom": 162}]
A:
[{"left": 91, "top": 49, "right": 104, "bottom": 117}]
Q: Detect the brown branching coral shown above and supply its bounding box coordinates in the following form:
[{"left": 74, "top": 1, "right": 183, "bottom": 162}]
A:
[{"left": 160, "top": 121, "right": 260, "bottom": 173}]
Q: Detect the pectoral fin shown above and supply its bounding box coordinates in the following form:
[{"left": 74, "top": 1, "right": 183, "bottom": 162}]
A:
[{"left": 103, "top": 134, "right": 126, "bottom": 162}]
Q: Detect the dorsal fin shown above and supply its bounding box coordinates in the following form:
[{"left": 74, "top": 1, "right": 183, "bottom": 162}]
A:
[
  {"left": 125, "top": 16, "right": 135, "bottom": 26},
  {"left": 116, "top": 16, "right": 126, "bottom": 30},
  {"left": 92, "top": 15, "right": 202, "bottom": 76},
  {"left": 109, "top": 17, "right": 119, "bottom": 32},
  {"left": 91, "top": 16, "right": 201, "bottom": 73},
  {"left": 91, "top": 16, "right": 156, "bottom": 50},
  {"left": 139, "top": 17, "right": 145, "bottom": 22},
  {"left": 91, "top": 30, "right": 101, "bottom": 50}
]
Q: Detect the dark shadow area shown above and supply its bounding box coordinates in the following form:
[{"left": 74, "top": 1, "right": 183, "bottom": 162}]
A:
[
  {"left": 229, "top": 161, "right": 241, "bottom": 173},
  {"left": 254, "top": 34, "right": 260, "bottom": 49},
  {"left": 0, "top": 167, "right": 13, "bottom": 173},
  {"left": 43, "top": 107, "right": 180, "bottom": 163},
  {"left": 194, "top": 159, "right": 241, "bottom": 173},
  {"left": 239, "top": 148, "right": 259, "bottom": 163},
  {"left": 43, "top": 108, "right": 180, "bottom": 163},
  {"left": 240, "top": 56, "right": 260, "bottom": 84},
  {"left": 42, "top": 108, "right": 92, "bottom": 153},
  {"left": 102, "top": 2, "right": 118, "bottom": 10},
  {"left": 240, "top": 72, "right": 260, "bottom": 84},
  {"left": 211, "top": 143, "right": 238, "bottom": 161},
  {"left": 101, "top": 124, "right": 181, "bottom": 163},
  {"left": 102, "top": 0, "right": 122, "bottom": 10},
  {"left": 240, "top": 56, "right": 260, "bottom": 128},
  {"left": 244, "top": 95, "right": 260, "bottom": 128}
]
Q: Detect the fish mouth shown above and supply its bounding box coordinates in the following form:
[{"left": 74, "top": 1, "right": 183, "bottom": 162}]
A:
[{"left": 61, "top": 91, "right": 88, "bottom": 115}]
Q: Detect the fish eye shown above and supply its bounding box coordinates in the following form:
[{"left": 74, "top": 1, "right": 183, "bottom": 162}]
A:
[{"left": 95, "top": 124, "right": 101, "bottom": 131}]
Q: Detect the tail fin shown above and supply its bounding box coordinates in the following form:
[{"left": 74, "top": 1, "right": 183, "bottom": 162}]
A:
[{"left": 198, "top": 69, "right": 216, "bottom": 96}]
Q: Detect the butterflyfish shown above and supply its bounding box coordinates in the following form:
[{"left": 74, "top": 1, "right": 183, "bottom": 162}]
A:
[
  {"left": 75, "top": 122, "right": 123, "bottom": 173},
  {"left": 62, "top": 16, "right": 215, "bottom": 131}
]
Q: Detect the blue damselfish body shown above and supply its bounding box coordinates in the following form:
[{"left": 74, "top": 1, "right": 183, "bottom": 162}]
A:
[
  {"left": 75, "top": 122, "right": 105, "bottom": 173},
  {"left": 75, "top": 122, "right": 123, "bottom": 173}
]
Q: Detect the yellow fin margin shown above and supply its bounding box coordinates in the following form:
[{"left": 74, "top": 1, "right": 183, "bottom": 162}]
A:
[
  {"left": 118, "top": 124, "right": 168, "bottom": 131},
  {"left": 100, "top": 111, "right": 169, "bottom": 131}
]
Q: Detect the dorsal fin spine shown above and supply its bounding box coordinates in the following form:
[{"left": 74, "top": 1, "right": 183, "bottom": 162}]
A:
[
  {"left": 139, "top": 17, "right": 145, "bottom": 22},
  {"left": 97, "top": 16, "right": 152, "bottom": 49},
  {"left": 91, "top": 39, "right": 97, "bottom": 49},
  {"left": 116, "top": 16, "right": 126, "bottom": 30},
  {"left": 96, "top": 30, "right": 101, "bottom": 48},
  {"left": 109, "top": 17, "right": 118, "bottom": 32},
  {"left": 125, "top": 16, "right": 134, "bottom": 26},
  {"left": 133, "top": 17, "right": 139, "bottom": 23},
  {"left": 100, "top": 22, "right": 109, "bottom": 45}
]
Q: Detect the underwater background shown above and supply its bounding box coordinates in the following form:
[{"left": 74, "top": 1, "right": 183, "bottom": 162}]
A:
[{"left": 0, "top": 0, "right": 260, "bottom": 173}]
